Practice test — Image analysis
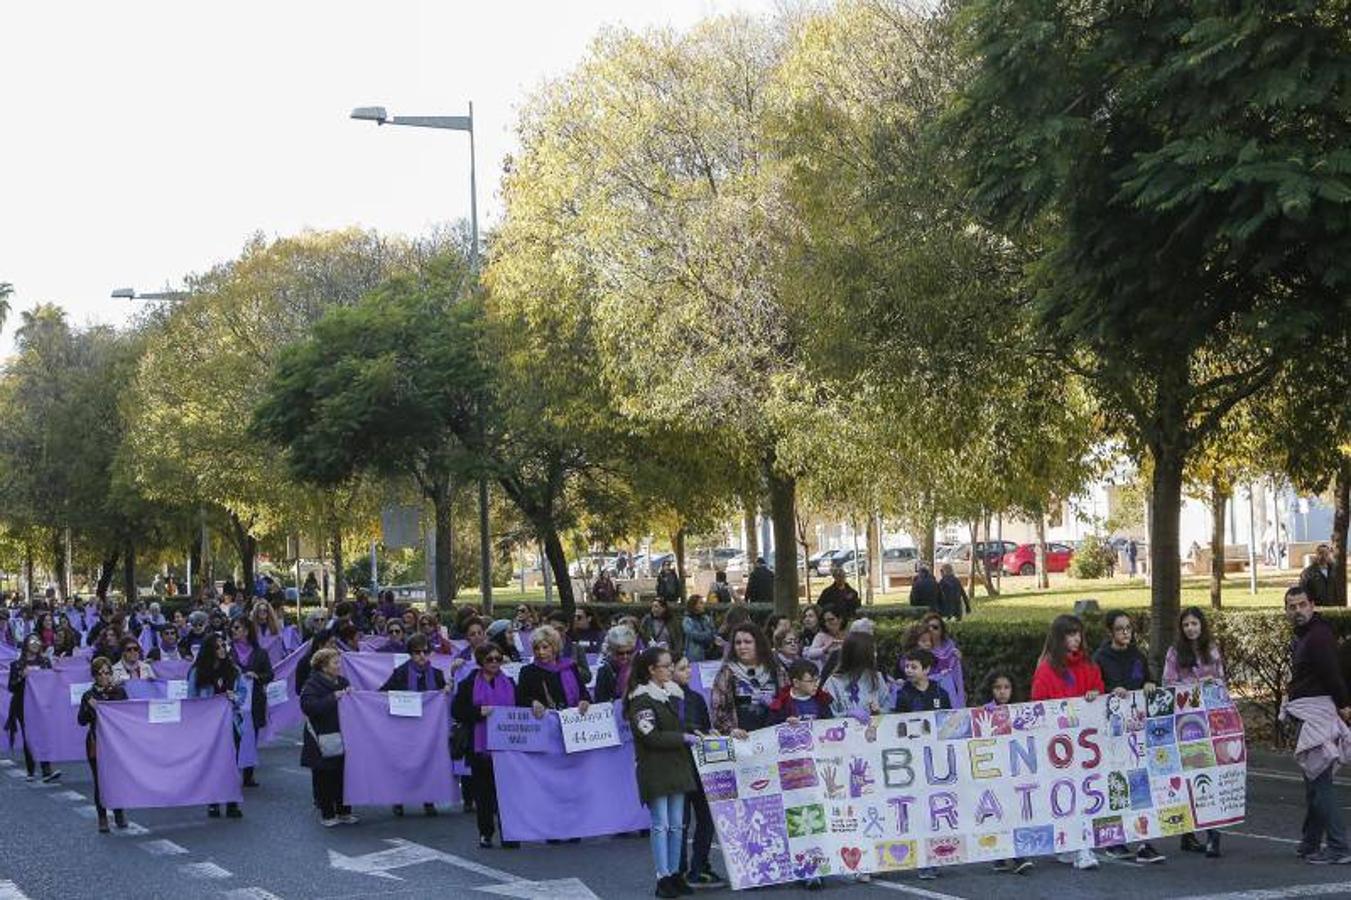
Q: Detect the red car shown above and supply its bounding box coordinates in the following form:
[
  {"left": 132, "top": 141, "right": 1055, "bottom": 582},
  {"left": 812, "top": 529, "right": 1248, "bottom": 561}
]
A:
[{"left": 1001, "top": 542, "right": 1074, "bottom": 576}]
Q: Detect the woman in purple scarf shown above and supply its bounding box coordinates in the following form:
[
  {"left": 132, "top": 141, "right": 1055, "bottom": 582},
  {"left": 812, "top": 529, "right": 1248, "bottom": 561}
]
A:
[
  {"left": 451, "top": 643, "right": 520, "bottom": 848},
  {"left": 515, "top": 626, "right": 591, "bottom": 718},
  {"left": 900, "top": 614, "right": 966, "bottom": 708}
]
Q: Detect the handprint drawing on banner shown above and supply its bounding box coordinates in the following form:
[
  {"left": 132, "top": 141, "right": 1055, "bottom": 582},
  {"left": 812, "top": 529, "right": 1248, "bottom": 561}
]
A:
[
  {"left": 819, "top": 761, "right": 846, "bottom": 799},
  {"left": 849, "top": 757, "right": 875, "bottom": 798},
  {"left": 712, "top": 796, "right": 793, "bottom": 888},
  {"left": 777, "top": 721, "right": 813, "bottom": 754}
]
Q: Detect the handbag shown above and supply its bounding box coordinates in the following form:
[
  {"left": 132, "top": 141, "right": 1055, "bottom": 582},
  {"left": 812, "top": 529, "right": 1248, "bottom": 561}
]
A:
[
  {"left": 305, "top": 717, "right": 344, "bottom": 758},
  {"left": 450, "top": 722, "right": 473, "bottom": 760}
]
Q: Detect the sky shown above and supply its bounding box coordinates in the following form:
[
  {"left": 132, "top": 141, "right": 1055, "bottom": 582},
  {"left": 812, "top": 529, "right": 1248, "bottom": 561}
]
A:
[{"left": 0, "top": 0, "right": 779, "bottom": 356}]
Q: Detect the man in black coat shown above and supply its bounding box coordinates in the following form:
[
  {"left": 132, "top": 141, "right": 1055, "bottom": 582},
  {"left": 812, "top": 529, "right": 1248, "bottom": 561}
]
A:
[
  {"left": 745, "top": 558, "right": 774, "bottom": 604},
  {"left": 937, "top": 563, "right": 971, "bottom": 620},
  {"left": 657, "top": 559, "right": 682, "bottom": 603},
  {"left": 817, "top": 567, "right": 861, "bottom": 623},
  {"left": 909, "top": 565, "right": 941, "bottom": 610},
  {"left": 1301, "top": 544, "right": 1333, "bottom": 607}
]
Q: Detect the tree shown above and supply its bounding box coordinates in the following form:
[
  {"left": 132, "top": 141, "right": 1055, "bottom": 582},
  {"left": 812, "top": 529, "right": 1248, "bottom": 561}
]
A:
[
  {"left": 255, "top": 252, "right": 483, "bottom": 607},
  {"left": 947, "top": 0, "right": 1351, "bottom": 658},
  {"left": 0, "top": 282, "right": 12, "bottom": 335}
]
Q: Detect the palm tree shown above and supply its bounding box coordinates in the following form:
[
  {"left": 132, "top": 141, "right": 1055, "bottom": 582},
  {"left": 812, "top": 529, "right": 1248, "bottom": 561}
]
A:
[{"left": 0, "top": 282, "right": 11, "bottom": 335}]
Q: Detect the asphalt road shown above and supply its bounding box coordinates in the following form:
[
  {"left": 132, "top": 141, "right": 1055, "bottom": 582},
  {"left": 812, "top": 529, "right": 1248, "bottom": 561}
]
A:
[{"left": 3, "top": 741, "right": 1351, "bottom": 900}]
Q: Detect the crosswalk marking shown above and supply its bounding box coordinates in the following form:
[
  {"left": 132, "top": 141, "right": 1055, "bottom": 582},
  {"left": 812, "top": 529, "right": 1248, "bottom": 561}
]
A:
[{"left": 0, "top": 880, "right": 31, "bottom": 899}]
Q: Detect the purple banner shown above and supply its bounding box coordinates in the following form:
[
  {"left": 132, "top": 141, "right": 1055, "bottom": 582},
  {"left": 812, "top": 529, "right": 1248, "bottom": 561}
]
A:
[
  {"left": 0, "top": 642, "right": 15, "bottom": 664},
  {"left": 485, "top": 703, "right": 631, "bottom": 753},
  {"left": 53, "top": 656, "right": 93, "bottom": 672},
  {"left": 339, "top": 652, "right": 455, "bottom": 691},
  {"left": 122, "top": 679, "right": 166, "bottom": 700},
  {"left": 21, "top": 668, "right": 91, "bottom": 762},
  {"left": 153, "top": 659, "right": 193, "bottom": 681},
  {"left": 95, "top": 697, "right": 243, "bottom": 809},
  {"left": 495, "top": 745, "right": 648, "bottom": 840},
  {"left": 259, "top": 634, "right": 285, "bottom": 664},
  {"left": 0, "top": 685, "right": 11, "bottom": 752},
  {"left": 259, "top": 644, "right": 307, "bottom": 744},
  {"left": 340, "top": 690, "right": 454, "bottom": 806}
]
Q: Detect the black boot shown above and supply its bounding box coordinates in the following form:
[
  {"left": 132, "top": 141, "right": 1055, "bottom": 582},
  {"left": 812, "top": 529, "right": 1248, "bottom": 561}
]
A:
[
  {"left": 1206, "top": 832, "right": 1221, "bottom": 858},
  {"left": 114, "top": 810, "right": 128, "bottom": 829},
  {"left": 655, "top": 876, "right": 680, "bottom": 899},
  {"left": 225, "top": 802, "right": 243, "bottom": 819},
  {"left": 1180, "top": 833, "right": 1204, "bottom": 853},
  {"left": 97, "top": 810, "right": 110, "bottom": 834},
  {"left": 423, "top": 803, "right": 438, "bottom": 817},
  {"left": 207, "top": 804, "right": 221, "bottom": 818}
]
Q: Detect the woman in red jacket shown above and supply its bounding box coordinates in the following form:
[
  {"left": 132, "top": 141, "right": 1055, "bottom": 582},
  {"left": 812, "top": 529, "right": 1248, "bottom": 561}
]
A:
[{"left": 1030, "top": 614, "right": 1103, "bottom": 871}]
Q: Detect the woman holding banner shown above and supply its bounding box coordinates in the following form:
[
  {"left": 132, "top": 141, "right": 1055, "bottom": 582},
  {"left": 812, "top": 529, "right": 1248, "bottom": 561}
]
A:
[
  {"left": 300, "top": 647, "right": 356, "bottom": 827},
  {"left": 187, "top": 634, "right": 244, "bottom": 819},
  {"left": 628, "top": 646, "right": 699, "bottom": 899},
  {"left": 6, "top": 633, "right": 60, "bottom": 782},
  {"left": 452, "top": 642, "right": 519, "bottom": 848},
  {"left": 517, "top": 625, "right": 591, "bottom": 717},
  {"left": 77, "top": 656, "right": 128, "bottom": 833},
  {"left": 380, "top": 633, "right": 449, "bottom": 818},
  {"left": 593, "top": 625, "right": 638, "bottom": 703},
  {"left": 110, "top": 636, "right": 156, "bottom": 684},
  {"left": 710, "top": 624, "right": 784, "bottom": 738},
  {"left": 230, "top": 617, "right": 274, "bottom": 789},
  {"left": 1030, "top": 613, "right": 1103, "bottom": 871}
]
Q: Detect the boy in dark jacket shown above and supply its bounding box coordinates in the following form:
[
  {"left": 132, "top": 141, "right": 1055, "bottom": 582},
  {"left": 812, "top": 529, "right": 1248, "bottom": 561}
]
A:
[
  {"left": 768, "top": 660, "right": 836, "bottom": 724},
  {"left": 895, "top": 648, "right": 951, "bottom": 713},
  {"left": 1093, "top": 611, "right": 1165, "bottom": 865}
]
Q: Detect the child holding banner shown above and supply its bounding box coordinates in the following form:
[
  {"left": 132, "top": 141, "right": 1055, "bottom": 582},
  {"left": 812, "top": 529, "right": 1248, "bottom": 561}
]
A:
[
  {"left": 77, "top": 657, "right": 128, "bottom": 833},
  {"left": 1164, "top": 606, "right": 1226, "bottom": 858},
  {"left": 979, "top": 669, "right": 1034, "bottom": 875},
  {"left": 627, "top": 646, "right": 699, "bottom": 899},
  {"left": 824, "top": 632, "right": 887, "bottom": 720},
  {"left": 671, "top": 654, "right": 724, "bottom": 889},
  {"left": 1030, "top": 614, "right": 1103, "bottom": 871}
]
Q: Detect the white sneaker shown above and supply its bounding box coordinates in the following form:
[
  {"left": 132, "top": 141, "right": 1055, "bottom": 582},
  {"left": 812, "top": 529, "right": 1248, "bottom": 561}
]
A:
[
  {"left": 320, "top": 816, "right": 340, "bottom": 828},
  {"left": 338, "top": 814, "right": 360, "bottom": 825},
  {"left": 1074, "top": 849, "right": 1099, "bottom": 870},
  {"left": 1055, "top": 852, "right": 1074, "bottom": 865}
]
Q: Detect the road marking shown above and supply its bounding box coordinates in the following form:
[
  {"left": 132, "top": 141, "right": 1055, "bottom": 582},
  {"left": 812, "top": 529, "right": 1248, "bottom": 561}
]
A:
[
  {"left": 475, "top": 878, "right": 599, "bottom": 899},
  {"left": 4, "top": 770, "right": 26, "bottom": 779},
  {"left": 1248, "top": 767, "right": 1351, "bottom": 787},
  {"left": 329, "top": 838, "right": 522, "bottom": 883},
  {"left": 1221, "top": 829, "right": 1301, "bottom": 845},
  {"left": 0, "top": 758, "right": 13, "bottom": 766},
  {"left": 0, "top": 880, "right": 30, "bottom": 900},
  {"left": 111, "top": 821, "right": 150, "bottom": 837},
  {"left": 1174, "top": 882, "right": 1351, "bottom": 900},
  {"left": 139, "top": 839, "right": 189, "bottom": 856},
  {"left": 179, "top": 862, "right": 233, "bottom": 880},
  {"left": 869, "top": 880, "right": 967, "bottom": 900},
  {"left": 51, "top": 790, "right": 85, "bottom": 801},
  {"left": 222, "top": 889, "right": 284, "bottom": 900},
  {"left": 73, "top": 805, "right": 98, "bottom": 819}
]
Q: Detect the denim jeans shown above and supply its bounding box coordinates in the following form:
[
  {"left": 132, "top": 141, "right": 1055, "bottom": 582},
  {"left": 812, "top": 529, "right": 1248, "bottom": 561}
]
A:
[
  {"left": 1304, "top": 765, "right": 1348, "bottom": 854},
  {"left": 648, "top": 793, "right": 687, "bottom": 877}
]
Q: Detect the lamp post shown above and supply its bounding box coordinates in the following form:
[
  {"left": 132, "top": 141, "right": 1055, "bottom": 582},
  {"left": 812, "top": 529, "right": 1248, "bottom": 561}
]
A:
[{"left": 350, "top": 103, "right": 493, "bottom": 612}]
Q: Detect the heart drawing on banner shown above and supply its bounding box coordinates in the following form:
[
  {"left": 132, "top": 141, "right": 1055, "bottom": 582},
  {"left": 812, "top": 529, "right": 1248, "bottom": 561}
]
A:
[{"left": 840, "top": 847, "right": 863, "bottom": 870}]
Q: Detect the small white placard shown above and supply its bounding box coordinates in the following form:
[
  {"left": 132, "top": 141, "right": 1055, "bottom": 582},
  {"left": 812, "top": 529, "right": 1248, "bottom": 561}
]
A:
[
  {"left": 165, "top": 680, "right": 189, "bottom": 700},
  {"left": 557, "top": 702, "right": 620, "bottom": 754},
  {"left": 501, "top": 662, "right": 523, "bottom": 682},
  {"left": 148, "top": 700, "right": 182, "bottom": 724},
  {"left": 265, "top": 680, "right": 288, "bottom": 707},
  {"left": 392, "top": 653, "right": 410, "bottom": 667},
  {"left": 388, "top": 691, "right": 423, "bottom": 718},
  {"left": 69, "top": 682, "right": 92, "bottom": 707}
]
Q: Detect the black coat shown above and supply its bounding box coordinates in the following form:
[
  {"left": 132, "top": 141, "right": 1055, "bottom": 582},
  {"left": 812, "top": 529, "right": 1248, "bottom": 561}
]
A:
[
  {"left": 746, "top": 564, "right": 775, "bottom": 604},
  {"left": 1302, "top": 564, "right": 1332, "bottom": 607},
  {"left": 675, "top": 687, "right": 711, "bottom": 734},
  {"left": 908, "top": 572, "right": 941, "bottom": 609},
  {"left": 818, "top": 583, "right": 861, "bottom": 622},
  {"left": 6, "top": 655, "right": 51, "bottom": 731},
  {"left": 77, "top": 683, "right": 128, "bottom": 760},
  {"left": 937, "top": 574, "right": 970, "bottom": 620},
  {"left": 516, "top": 662, "right": 591, "bottom": 710},
  {"left": 232, "top": 643, "right": 275, "bottom": 732},
  {"left": 657, "top": 570, "right": 682, "bottom": 602},
  {"left": 299, "top": 671, "right": 349, "bottom": 771},
  {"left": 380, "top": 661, "right": 446, "bottom": 693},
  {"left": 593, "top": 661, "right": 626, "bottom": 703}
]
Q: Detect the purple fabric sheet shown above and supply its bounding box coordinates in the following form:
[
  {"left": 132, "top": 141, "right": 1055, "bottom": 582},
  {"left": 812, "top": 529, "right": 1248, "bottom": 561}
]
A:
[
  {"left": 153, "top": 659, "right": 193, "bottom": 681},
  {"left": 259, "top": 644, "right": 307, "bottom": 744},
  {"left": 22, "top": 668, "right": 92, "bottom": 762},
  {"left": 0, "top": 685, "right": 11, "bottom": 752},
  {"left": 339, "top": 652, "right": 455, "bottom": 691},
  {"left": 494, "top": 745, "right": 649, "bottom": 841},
  {"left": 95, "top": 697, "right": 243, "bottom": 809},
  {"left": 339, "top": 690, "right": 453, "bottom": 806}
]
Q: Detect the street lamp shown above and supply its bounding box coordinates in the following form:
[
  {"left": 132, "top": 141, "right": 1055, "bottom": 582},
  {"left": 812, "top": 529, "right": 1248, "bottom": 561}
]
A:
[
  {"left": 111, "top": 287, "right": 187, "bottom": 301},
  {"left": 350, "top": 102, "right": 492, "bottom": 611}
]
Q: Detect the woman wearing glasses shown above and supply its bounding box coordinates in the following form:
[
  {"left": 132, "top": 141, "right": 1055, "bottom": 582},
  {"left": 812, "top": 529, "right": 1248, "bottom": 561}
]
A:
[
  {"left": 110, "top": 636, "right": 156, "bottom": 684},
  {"left": 380, "top": 633, "right": 452, "bottom": 817},
  {"left": 230, "top": 617, "right": 275, "bottom": 789},
  {"left": 452, "top": 643, "right": 520, "bottom": 848},
  {"left": 593, "top": 625, "right": 639, "bottom": 703},
  {"left": 516, "top": 626, "right": 592, "bottom": 717},
  {"left": 77, "top": 656, "right": 128, "bottom": 833},
  {"left": 379, "top": 622, "right": 408, "bottom": 653},
  {"left": 772, "top": 620, "right": 812, "bottom": 673}
]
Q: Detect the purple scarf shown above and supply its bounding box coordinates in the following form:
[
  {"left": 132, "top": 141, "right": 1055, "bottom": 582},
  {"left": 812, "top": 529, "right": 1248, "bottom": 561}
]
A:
[
  {"left": 471, "top": 671, "right": 517, "bottom": 753},
  {"left": 537, "top": 658, "right": 582, "bottom": 708}
]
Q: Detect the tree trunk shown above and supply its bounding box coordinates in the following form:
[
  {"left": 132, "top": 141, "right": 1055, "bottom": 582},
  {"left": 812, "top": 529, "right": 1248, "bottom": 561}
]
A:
[
  {"left": 1034, "top": 514, "right": 1049, "bottom": 589},
  {"left": 672, "top": 527, "right": 688, "bottom": 600},
  {"left": 541, "top": 525, "right": 574, "bottom": 620},
  {"left": 51, "top": 529, "right": 66, "bottom": 601},
  {"left": 432, "top": 478, "right": 457, "bottom": 608},
  {"left": 228, "top": 512, "right": 257, "bottom": 602},
  {"left": 767, "top": 467, "right": 799, "bottom": 617},
  {"left": 189, "top": 539, "right": 202, "bottom": 597},
  {"left": 96, "top": 552, "right": 119, "bottom": 600},
  {"left": 123, "top": 539, "right": 136, "bottom": 605},
  {"left": 1148, "top": 442, "right": 1186, "bottom": 675},
  {"left": 331, "top": 530, "right": 346, "bottom": 604},
  {"left": 981, "top": 511, "right": 1000, "bottom": 596},
  {"left": 1209, "top": 478, "right": 1227, "bottom": 610},
  {"left": 866, "top": 512, "right": 880, "bottom": 604},
  {"left": 918, "top": 492, "right": 936, "bottom": 568},
  {"left": 23, "top": 543, "right": 33, "bottom": 602},
  {"left": 744, "top": 502, "right": 759, "bottom": 564},
  {"left": 1331, "top": 458, "right": 1351, "bottom": 607},
  {"left": 967, "top": 519, "right": 981, "bottom": 601}
]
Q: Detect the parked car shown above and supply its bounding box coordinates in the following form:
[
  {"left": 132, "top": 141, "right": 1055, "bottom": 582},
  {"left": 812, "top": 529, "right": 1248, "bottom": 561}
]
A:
[
  {"left": 825, "top": 548, "right": 866, "bottom": 576},
  {"left": 942, "top": 541, "right": 1019, "bottom": 575},
  {"left": 1001, "top": 542, "right": 1075, "bottom": 576},
  {"left": 689, "top": 547, "right": 741, "bottom": 571},
  {"left": 878, "top": 546, "right": 920, "bottom": 578},
  {"left": 808, "top": 549, "right": 840, "bottom": 576}
]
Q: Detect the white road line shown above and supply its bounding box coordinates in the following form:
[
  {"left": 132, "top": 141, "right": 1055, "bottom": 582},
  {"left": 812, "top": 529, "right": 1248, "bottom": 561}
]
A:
[
  {"left": 139, "top": 839, "right": 189, "bottom": 856},
  {"left": 1247, "top": 768, "right": 1351, "bottom": 787},
  {"left": 0, "top": 758, "right": 13, "bottom": 766},
  {"left": 111, "top": 821, "right": 150, "bottom": 837},
  {"left": 4, "top": 769, "right": 26, "bottom": 779},
  {"left": 179, "top": 862, "right": 233, "bottom": 880},
  {"left": 73, "top": 804, "right": 98, "bottom": 819},
  {"left": 0, "top": 880, "right": 30, "bottom": 900},
  {"left": 869, "top": 879, "right": 968, "bottom": 900},
  {"left": 1221, "top": 829, "right": 1302, "bottom": 845},
  {"left": 51, "top": 790, "right": 85, "bottom": 801},
  {"left": 1174, "top": 881, "right": 1351, "bottom": 900},
  {"left": 222, "top": 888, "right": 284, "bottom": 900}
]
